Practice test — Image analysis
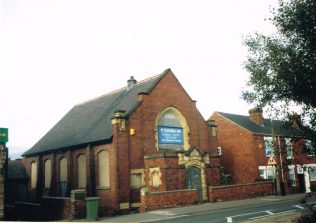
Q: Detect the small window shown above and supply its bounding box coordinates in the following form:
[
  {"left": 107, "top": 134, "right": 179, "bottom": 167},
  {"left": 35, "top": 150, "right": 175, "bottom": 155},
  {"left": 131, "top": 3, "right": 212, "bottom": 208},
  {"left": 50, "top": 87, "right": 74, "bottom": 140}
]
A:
[
  {"left": 264, "top": 137, "right": 274, "bottom": 157},
  {"left": 285, "top": 138, "right": 293, "bottom": 159},
  {"left": 31, "top": 161, "right": 37, "bottom": 189},
  {"left": 149, "top": 167, "right": 161, "bottom": 188},
  {"left": 130, "top": 169, "right": 144, "bottom": 189},
  {"left": 258, "top": 166, "right": 275, "bottom": 180}
]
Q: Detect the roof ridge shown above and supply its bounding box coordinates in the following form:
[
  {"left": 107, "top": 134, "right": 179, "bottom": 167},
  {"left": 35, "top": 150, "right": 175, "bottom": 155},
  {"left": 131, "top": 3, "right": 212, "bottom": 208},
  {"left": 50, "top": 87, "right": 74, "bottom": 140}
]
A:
[{"left": 75, "top": 69, "right": 169, "bottom": 107}]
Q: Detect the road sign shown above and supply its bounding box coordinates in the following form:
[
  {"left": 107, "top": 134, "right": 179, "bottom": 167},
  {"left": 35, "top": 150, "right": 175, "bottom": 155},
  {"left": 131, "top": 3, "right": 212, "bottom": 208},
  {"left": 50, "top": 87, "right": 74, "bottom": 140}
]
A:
[
  {"left": 0, "top": 128, "right": 8, "bottom": 143},
  {"left": 267, "top": 156, "right": 277, "bottom": 166}
]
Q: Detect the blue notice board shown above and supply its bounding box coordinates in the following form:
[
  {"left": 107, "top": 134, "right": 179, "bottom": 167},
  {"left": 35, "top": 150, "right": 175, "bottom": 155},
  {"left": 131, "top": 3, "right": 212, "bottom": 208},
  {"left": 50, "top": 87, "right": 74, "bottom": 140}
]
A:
[{"left": 158, "top": 126, "right": 183, "bottom": 144}]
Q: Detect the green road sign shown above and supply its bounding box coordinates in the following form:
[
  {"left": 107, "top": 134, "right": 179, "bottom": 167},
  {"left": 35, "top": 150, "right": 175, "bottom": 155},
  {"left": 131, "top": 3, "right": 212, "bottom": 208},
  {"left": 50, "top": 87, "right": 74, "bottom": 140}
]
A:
[{"left": 0, "top": 128, "right": 8, "bottom": 143}]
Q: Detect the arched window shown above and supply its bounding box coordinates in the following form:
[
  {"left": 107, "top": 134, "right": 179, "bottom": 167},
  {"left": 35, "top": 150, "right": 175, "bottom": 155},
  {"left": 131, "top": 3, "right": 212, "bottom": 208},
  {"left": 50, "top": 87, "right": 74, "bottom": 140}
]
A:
[
  {"left": 59, "top": 157, "right": 68, "bottom": 197},
  {"left": 98, "top": 151, "right": 110, "bottom": 188},
  {"left": 31, "top": 161, "right": 37, "bottom": 189},
  {"left": 77, "top": 154, "right": 86, "bottom": 188},
  {"left": 156, "top": 107, "right": 190, "bottom": 150},
  {"left": 59, "top": 157, "right": 67, "bottom": 182},
  {"left": 44, "top": 159, "right": 52, "bottom": 188}
]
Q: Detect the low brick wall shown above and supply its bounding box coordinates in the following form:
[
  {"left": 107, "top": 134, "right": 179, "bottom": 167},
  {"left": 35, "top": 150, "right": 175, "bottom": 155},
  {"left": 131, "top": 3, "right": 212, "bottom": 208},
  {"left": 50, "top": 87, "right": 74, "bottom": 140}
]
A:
[
  {"left": 209, "top": 181, "right": 274, "bottom": 202},
  {"left": 6, "top": 197, "right": 86, "bottom": 221},
  {"left": 140, "top": 189, "right": 198, "bottom": 212},
  {"left": 41, "top": 196, "right": 85, "bottom": 220}
]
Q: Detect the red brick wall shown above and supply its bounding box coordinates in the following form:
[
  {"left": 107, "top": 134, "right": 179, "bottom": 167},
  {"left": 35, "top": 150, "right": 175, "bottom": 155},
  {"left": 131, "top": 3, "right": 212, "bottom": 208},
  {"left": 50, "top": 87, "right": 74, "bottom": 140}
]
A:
[
  {"left": 210, "top": 112, "right": 260, "bottom": 183},
  {"left": 22, "top": 71, "right": 221, "bottom": 216},
  {"left": 144, "top": 157, "right": 185, "bottom": 192},
  {"left": 140, "top": 189, "right": 198, "bottom": 212},
  {"left": 211, "top": 112, "right": 316, "bottom": 192},
  {"left": 129, "top": 72, "right": 216, "bottom": 157},
  {"left": 208, "top": 182, "right": 274, "bottom": 202}
]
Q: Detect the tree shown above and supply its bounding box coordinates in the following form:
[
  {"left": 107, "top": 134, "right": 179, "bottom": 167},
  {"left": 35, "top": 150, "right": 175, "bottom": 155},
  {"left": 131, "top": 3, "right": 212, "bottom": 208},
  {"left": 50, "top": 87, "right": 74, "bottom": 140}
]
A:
[{"left": 242, "top": 0, "right": 316, "bottom": 133}]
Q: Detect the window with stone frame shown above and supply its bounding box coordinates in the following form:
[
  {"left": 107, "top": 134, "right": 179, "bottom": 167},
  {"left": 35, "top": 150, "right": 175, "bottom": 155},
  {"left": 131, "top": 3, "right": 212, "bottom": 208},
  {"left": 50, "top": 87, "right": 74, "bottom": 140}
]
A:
[
  {"left": 264, "top": 137, "right": 274, "bottom": 157},
  {"left": 149, "top": 167, "right": 161, "bottom": 188},
  {"left": 130, "top": 169, "right": 144, "bottom": 189},
  {"left": 285, "top": 138, "right": 293, "bottom": 159},
  {"left": 156, "top": 108, "right": 190, "bottom": 151}
]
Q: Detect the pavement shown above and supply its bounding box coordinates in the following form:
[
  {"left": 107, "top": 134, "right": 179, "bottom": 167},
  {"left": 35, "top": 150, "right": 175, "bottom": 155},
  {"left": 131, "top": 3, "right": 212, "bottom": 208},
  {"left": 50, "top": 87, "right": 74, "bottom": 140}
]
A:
[{"left": 92, "top": 193, "right": 307, "bottom": 223}]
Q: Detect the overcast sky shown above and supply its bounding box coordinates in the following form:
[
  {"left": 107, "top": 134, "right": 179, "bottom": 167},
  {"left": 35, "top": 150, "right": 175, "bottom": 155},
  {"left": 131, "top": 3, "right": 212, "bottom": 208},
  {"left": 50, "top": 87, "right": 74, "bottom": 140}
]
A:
[{"left": 1, "top": 0, "right": 278, "bottom": 159}]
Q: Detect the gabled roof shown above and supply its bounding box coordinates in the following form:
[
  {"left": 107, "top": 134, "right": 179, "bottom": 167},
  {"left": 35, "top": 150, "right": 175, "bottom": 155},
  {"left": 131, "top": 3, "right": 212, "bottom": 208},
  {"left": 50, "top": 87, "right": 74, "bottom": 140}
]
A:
[
  {"left": 23, "top": 69, "right": 171, "bottom": 157},
  {"left": 216, "top": 112, "right": 305, "bottom": 138}
]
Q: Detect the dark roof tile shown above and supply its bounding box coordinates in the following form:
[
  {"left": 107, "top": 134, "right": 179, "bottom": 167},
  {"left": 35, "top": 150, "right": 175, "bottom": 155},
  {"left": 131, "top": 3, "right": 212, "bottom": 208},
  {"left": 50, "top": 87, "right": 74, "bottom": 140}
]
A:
[
  {"left": 23, "top": 69, "right": 169, "bottom": 156},
  {"left": 217, "top": 112, "right": 305, "bottom": 138}
]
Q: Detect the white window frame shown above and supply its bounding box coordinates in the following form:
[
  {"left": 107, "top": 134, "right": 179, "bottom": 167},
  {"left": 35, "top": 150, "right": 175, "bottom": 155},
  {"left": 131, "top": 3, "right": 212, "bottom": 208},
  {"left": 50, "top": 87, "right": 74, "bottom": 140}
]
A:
[{"left": 259, "top": 166, "right": 276, "bottom": 180}]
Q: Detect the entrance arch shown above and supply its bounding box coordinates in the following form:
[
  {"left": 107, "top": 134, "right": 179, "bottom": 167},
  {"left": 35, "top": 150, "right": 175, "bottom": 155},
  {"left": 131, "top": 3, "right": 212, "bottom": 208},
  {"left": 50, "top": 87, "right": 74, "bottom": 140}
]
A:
[{"left": 186, "top": 166, "right": 203, "bottom": 202}]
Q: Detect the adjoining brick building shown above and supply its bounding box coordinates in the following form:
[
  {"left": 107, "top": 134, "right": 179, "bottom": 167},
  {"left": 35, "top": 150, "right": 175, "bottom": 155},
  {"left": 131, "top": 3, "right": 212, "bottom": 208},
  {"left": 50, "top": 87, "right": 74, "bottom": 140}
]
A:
[
  {"left": 210, "top": 108, "right": 316, "bottom": 194},
  {"left": 22, "top": 69, "right": 221, "bottom": 216}
]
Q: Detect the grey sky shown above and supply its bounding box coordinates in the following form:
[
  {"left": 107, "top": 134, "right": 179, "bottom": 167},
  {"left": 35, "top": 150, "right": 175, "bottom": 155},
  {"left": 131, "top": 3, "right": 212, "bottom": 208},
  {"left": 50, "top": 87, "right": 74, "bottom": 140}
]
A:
[{"left": 1, "top": 0, "right": 278, "bottom": 159}]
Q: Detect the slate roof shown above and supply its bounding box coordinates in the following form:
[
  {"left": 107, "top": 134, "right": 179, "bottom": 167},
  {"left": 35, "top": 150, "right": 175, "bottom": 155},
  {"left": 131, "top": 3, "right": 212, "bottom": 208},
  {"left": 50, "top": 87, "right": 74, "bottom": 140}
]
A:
[
  {"left": 216, "top": 112, "right": 305, "bottom": 138},
  {"left": 8, "top": 160, "right": 29, "bottom": 180},
  {"left": 23, "top": 69, "right": 170, "bottom": 157}
]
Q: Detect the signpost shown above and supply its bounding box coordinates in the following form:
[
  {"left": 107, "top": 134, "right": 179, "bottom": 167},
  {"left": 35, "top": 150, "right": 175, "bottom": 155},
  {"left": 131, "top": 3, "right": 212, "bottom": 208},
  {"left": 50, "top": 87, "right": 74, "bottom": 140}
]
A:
[
  {"left": 0, "top": 128, "right": 8, "bottom": 143},
  {"left": 0, "top": 128, "right": 8, "bottom": 220}
]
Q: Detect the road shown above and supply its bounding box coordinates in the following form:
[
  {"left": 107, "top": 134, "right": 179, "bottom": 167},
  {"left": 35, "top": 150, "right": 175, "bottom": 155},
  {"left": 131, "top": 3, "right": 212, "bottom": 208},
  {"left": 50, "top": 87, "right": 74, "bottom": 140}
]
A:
[{"left": 141, "top": 198, "right": 316, "bottom": 223}]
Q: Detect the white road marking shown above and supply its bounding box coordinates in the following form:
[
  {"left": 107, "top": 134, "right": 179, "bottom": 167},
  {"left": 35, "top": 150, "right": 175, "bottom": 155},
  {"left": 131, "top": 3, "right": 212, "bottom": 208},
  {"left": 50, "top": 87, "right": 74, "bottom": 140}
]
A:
[
  {"left": 148, "top": 210, "right": 176, "bottom": 216},
  {"left": 226, "top": 210, "right": 272, "bottom": 222},
  {"left": 295, "top": 205, "right": 304, "bottom": 210},
  {"left": 141, "top": 215, "right": 190, "bottom": 222},
  {"left": 248, "top": 210, "right": 296, "bottom": 220},
  {"left": 260, "top": 198, "right": 281, "bottom": 201},
  {"left": 265, "top": 210, "right": 274, "bottom": 215},
  {"left": 228, "top": 210, "right": 271, "bottom": 218}
]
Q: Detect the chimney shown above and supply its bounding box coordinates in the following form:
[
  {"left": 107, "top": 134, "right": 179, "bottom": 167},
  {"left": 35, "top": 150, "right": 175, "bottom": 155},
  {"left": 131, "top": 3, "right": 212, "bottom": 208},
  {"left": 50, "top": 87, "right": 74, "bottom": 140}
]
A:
[
  {"left": 248, "top": 108, "right": 264, "bottom": 126},
  {"left": 289, "top": 113, "right": 301, "bottom": 129},
  {"left": 127, "top": 76, "right": 137, "bottom": 90}
]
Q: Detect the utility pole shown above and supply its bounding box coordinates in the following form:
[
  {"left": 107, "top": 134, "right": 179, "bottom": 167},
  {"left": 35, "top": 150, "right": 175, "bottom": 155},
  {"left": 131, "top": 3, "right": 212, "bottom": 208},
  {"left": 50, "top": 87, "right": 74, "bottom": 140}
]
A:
[{"left": 270, "top": 120, "right": 286, "bottom": 196}]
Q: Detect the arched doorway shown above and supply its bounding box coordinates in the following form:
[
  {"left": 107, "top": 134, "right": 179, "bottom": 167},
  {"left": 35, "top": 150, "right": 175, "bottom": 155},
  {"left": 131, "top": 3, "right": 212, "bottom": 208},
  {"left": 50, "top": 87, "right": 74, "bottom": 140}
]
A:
[{"left": 186, "top": 166, "right": 202, "bottom": 202}]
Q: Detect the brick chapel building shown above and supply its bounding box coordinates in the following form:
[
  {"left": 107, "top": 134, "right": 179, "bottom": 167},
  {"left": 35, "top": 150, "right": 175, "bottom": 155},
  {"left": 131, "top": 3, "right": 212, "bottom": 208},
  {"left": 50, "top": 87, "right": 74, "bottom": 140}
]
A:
[
  {"left": 210, "top": 108, "right": 316, "bottom": 194},
  {"left": 22, "top": 69, "right": 221, "bottom": 215}
]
